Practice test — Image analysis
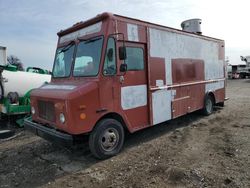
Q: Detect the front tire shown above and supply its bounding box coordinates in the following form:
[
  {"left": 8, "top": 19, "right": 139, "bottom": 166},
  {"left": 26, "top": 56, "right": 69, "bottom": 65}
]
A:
[
  {"left": 89, "top": 118, "right": 124, "bottom": 159},
  {"left": 202, "top": 95, "right": 214, "bottom": 116}
]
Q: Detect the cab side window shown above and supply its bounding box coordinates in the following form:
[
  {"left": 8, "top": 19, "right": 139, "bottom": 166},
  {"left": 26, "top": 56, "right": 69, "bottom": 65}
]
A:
[
  {"left": 125, "top": 47, "right": 144, "bottom": 71},
  {"left": 103, "top": 38, "right": 116, "bottom": 75}
]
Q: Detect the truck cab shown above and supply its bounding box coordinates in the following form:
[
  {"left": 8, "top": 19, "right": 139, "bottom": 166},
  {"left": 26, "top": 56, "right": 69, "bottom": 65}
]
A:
[{"left": 25, "top": 13, "right": 148, "bottom": 159}]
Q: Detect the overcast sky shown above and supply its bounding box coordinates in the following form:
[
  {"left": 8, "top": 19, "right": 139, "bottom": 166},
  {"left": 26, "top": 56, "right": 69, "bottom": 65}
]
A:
[{"left": 0, "top": 0, "right": 250, "bottom": 70}]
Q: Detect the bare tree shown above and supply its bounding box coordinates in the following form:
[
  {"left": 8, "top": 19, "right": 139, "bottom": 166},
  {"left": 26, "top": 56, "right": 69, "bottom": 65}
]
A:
[{"left": 7, "top": 55, "right": 24, "bottom": 71}]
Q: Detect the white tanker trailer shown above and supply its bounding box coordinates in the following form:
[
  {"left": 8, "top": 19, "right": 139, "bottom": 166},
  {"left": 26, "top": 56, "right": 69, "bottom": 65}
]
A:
[
  {"left": 0, "top": 46, "right": 51, "bottom": 126},
  {"left": 1, "top": 68, "right": 51, "bottom": 98},
  {"left": 0, "top": 66, "right": 51, "bottom": 126}
]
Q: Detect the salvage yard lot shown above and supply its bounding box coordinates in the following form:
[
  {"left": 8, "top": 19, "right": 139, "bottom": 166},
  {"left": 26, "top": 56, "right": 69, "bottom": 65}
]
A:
[{"left": 0, "top": 79, "right": 250, "bottom": 188}]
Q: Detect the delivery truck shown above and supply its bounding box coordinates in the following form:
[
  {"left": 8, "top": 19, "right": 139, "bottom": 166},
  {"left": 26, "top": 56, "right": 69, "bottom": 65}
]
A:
[{"left": 24, "top": 13, "right": 226, "bottom": 159}]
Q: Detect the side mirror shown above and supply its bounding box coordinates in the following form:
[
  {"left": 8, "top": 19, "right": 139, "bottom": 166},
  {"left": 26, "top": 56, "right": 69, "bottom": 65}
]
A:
[
  {"left": 107, "top": 48, "right": 113, "bottom": 62},
  {"left": 120, "top": 63, "right": 127, "bottom": 72},
  {"left": 119, "top": 46, "right": 127, "bottom": 60}
]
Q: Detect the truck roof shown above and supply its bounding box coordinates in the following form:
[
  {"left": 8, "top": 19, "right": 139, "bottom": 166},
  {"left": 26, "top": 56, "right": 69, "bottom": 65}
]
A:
[{"left": 57, "top": 12, "right": 224, "bottom": 43}]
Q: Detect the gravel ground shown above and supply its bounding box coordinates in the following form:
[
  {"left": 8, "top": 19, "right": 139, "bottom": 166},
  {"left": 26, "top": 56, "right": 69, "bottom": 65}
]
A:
[{"left": 0, "top": 79, "right": 250, "bottom": 188}]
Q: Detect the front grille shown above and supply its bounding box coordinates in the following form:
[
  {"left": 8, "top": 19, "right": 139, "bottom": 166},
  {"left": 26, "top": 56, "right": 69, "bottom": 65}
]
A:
[{"left": 38, "top": 100, "right": 55, "bottom": 122}]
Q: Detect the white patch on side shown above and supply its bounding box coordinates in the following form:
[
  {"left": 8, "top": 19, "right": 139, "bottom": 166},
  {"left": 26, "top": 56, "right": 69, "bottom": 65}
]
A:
[
  {"left": 59, "top": 22, "right": 102, "bottom": 44},
  {"left": 121, "top": 85, "right": 147, "bottom": 110},
  {"left": 41, "top": 84, "right": 76, "bottom": 90},
  {"left": 156, "top": 80, "right": 164, "bottom": 87},
  {"left": 152, "top": 90, "right": 172, "bottom": 125},
  {"left": 127, "top": 24, "right": 139, "bottom": 42},
  {"left": 205, "top": 80, "right": 224, "bottom": 92},
  {"left": 149, "top": 28, "right": 224, "bottom": 85}
]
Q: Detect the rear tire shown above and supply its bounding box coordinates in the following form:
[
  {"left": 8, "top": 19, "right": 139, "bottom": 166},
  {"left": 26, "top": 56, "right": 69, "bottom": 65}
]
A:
[
  {"left": 89, "top": 118, "right": 124, "bottom": 159},
  {"left": 202, "top": 95, "right": 214, "bottom": 116}
]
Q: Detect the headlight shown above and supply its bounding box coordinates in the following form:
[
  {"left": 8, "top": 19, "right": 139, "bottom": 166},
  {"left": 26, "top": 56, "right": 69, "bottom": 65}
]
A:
[
  {"left": 59, "top": 113, "right": 65, "bottom": 124},
  {"left": 31, "top": 107, "right": 35, "bottom": 114}
]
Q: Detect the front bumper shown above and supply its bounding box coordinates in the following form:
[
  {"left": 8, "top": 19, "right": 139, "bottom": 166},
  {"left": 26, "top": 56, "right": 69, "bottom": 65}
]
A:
[{"left": 24, "top": 117, "right": 73, "bottom": 146}]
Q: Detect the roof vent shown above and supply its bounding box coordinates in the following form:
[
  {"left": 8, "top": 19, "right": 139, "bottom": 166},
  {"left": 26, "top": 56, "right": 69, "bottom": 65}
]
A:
[{"left": 181, "top": 19, "right": 202, "bottom": 35}]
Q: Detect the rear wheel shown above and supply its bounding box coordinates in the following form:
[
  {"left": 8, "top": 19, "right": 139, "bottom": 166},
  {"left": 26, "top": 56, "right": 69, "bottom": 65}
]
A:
[
  {"left": 202, "top": 95, "right": 214, "bottom": 116},
  {"left": 89, "top": 118, "right": 124, "bottom": 159}
]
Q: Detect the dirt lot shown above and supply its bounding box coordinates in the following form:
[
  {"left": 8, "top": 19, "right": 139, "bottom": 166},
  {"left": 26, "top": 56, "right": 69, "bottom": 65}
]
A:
[{"left": 0, "top": 79, "right": 250, "bottom": 188}]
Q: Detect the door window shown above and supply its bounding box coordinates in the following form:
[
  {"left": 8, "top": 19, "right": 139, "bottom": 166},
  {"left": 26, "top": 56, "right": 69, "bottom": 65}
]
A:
[
  {"left": 125, "top": 47, "right": 144, "bottom": 71},
  {"left": 103, "top": 37, "right": 116, "bottom": 75}
]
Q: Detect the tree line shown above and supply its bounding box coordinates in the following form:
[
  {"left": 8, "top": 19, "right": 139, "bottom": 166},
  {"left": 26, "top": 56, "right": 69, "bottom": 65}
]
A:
[{"left": 7, "top": 55, "right": 24, "bottom": 71}]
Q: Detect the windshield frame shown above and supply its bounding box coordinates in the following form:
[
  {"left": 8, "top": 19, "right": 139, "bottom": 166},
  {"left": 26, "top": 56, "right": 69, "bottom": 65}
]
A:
[
  {"left": 52, "top": 41, "right": 76, "bottom": 78},
  {"left": 52, "top": 35, "right": 105, "bottom": 79},
  {"left": 72, "top": 35, "right": 104, "bottom": 78}
]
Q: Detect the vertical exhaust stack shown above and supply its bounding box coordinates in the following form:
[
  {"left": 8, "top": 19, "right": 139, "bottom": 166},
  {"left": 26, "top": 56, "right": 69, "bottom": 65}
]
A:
[
  {"left": 0, "top": 46, "right": 7, "bottom": 65},
  {"left": 181, "top": 19, "right": 202, "bottom": 35}
]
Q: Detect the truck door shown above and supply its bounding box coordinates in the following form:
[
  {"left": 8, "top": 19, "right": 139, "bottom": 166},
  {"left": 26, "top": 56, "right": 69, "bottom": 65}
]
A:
[{"left": 118, "top": 42, "right": 149, "bottom": 131}]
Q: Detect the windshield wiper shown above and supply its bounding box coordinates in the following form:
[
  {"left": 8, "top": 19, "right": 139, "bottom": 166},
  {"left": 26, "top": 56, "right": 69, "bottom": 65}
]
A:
[{"left": 58, "top": 41, "right": 75, "bottom": 54}]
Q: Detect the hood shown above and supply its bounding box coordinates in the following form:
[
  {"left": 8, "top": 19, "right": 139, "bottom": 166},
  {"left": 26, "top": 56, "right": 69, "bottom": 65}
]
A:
[{"left": 31, "top": 80, "right": 98, "bottom": 100}]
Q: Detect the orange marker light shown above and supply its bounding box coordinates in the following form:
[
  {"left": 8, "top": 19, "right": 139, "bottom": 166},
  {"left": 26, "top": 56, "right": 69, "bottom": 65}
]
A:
[{"left": 80, "top": 113, "right": 86, "bottom": 120}]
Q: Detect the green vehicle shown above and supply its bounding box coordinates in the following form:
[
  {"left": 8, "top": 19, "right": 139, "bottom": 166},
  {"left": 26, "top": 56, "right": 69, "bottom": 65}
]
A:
[{"left": 0, "top": 64, "right": 51, "bottom": 127}]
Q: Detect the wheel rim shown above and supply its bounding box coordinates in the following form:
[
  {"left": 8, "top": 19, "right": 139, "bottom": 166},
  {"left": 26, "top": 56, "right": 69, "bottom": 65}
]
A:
[
  {"left": 206, "top": 98, "right": 213, "bottom": 113},
  {"left": 100, "top": 128, "right": 119, "bottom": 152}
]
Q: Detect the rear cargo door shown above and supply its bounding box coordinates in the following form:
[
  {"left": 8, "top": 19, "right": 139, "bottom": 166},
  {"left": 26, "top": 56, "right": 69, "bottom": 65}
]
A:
[{"left": 118, "top": 42, "right": 149, "bottom": 131}]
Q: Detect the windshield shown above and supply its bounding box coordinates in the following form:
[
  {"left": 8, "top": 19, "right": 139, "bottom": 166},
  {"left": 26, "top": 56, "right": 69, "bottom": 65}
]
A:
[
  {"left": 52, "top": 43, "right": 75, "bottom": 78},
  {"left": 73, "top": 36, "right": 103, "bottom": 77},
  {"left": 52, "top": 36, "right": 104, "bottom": 78}
]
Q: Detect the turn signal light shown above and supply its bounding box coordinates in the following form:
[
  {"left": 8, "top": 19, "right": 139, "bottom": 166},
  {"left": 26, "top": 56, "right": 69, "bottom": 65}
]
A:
[{"left": 80, "top": 113, "right": 86, "bottom": 120}]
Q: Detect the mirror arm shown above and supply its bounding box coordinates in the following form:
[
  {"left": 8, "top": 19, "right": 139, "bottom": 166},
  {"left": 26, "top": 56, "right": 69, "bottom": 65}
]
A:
[
  {"left": 109, "top": 33, "right": 127, "bottom": 75},
  {"left": 109, "top": 33, "right": 125, "bottom": 43},
  {"left": 109, "top": 33, "right": 126, "bottom": 59}
]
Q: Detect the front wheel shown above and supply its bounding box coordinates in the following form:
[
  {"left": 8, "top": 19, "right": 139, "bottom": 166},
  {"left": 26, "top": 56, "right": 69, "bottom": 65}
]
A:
[
  {"left": 202, "top": 95, "right": 214, "bottom": 116},
  {"left": 89, "top": 118, "right": 124, "bottom": 159}
]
